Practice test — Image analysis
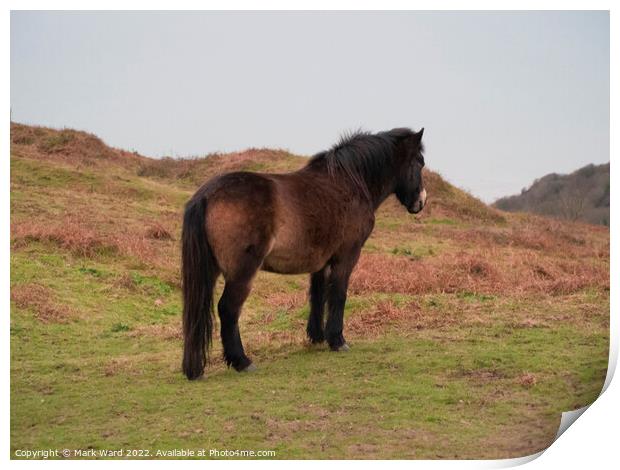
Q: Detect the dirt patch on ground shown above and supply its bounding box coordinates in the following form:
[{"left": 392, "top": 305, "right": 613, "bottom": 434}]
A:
[
  {"left": 451, "top": 367, "right": 507, "bottom": 382},
  {"left": 476, "top": 411, "right": 559, "bottom": 459}
]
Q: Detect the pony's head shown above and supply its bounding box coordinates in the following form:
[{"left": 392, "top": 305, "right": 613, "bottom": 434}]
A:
[
  {"left": 394, "top": 128, "right": 427, "bottom": 214},
  {"left": 307, "top": 127, "right": 428, "bottom": 212}
]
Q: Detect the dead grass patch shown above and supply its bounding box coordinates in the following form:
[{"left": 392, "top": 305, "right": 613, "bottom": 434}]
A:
[
  {"left": 113, "top": 273, "right": 139, "bottom": 291},
  {"left": 350, "top": 249, "right": 608, "bottom": 297},
  {"left": 11, "top": 218, "right": 118, "bottom": 257},
  {"left": 10, "top": 283, "right": 74, "bottom": 323},
  {"left": 103, "top": 357, "right": 138, "bottom": 377},
  {"left": 145, "top": 223, "right": 173, "bottom": 240},
  {"left": 437, "top": 216, "right": 609, "bottom": 262},
  {"left": 11, "top": 217, "right": 158, "bottom": 263},
  {"left": 349, "top": 252, "right": 500, "bottom": 295},
  {"left": 263, "top": 291, "right": 307, "bottom": 311},
  {"left": 346, "top": 296, "right": 493, "bottom": 338},
  {"left": 129, "top": 323, "right": 182, "bottom": 341},
  {"left": 517, "top": 373, "right": 537, "bottom": 388},
  {"left": 348, "top": 300, "right": 413, "bottom": 336}
]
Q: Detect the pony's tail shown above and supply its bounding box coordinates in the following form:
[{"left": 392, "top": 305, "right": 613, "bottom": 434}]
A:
[{"left": 182, "top": 194, "right": 218, "bottom": 380}]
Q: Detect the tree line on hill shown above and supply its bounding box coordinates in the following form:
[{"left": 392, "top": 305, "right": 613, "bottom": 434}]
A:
[{"left": 493, "top": 163, "right": 610, "bottom": 226}]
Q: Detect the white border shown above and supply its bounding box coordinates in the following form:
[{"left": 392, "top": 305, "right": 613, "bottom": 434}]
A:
[{"left": 3, "top": 1, "right": 616, "bottom": 468}]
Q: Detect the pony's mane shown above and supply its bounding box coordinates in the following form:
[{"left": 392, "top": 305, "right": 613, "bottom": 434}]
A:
[{"left": 307, "top": 128, "right": 417, "bottom": 199}]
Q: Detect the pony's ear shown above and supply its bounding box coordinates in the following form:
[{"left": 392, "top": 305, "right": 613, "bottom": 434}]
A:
[{"left": 406, "top": 128, "right": 424, "bottom": 149}]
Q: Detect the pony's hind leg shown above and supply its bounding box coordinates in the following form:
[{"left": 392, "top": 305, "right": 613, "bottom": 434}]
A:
[
  {"left": 218, "top": 279, "right": 255, "bottom": 372},
  {"left": 306, "top": 268, "right": 327, "bottom": 343}
]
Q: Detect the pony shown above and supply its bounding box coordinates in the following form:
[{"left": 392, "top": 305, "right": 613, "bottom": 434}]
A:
[{"left": 182, "top": 127, "right": 427, "bottom": 379}]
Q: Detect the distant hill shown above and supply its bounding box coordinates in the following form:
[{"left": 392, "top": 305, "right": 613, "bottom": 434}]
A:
[{"left": 493, "top": 163, "right": 610, "bottom": 226}]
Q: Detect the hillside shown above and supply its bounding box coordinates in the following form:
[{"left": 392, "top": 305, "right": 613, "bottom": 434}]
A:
[
  {"left": 493, "top": 163, "right": 610, "bottom": 226},
  {"left": 10, "top": 123, "right": 609, "bottom": 459}
]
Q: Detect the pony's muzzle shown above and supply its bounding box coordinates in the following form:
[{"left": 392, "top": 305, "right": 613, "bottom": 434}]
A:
[{"left": 408, "top": 188, "right": 427, "bottom": 214}]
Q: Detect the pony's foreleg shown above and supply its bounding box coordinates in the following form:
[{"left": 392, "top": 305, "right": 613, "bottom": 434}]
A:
[
  {"left": 306, "top": 268, "right": 327, "bottom": 343},
  {"left": 218, "top": 280, "right": 255, "bottom": 372},
  {"left": 325, "top": 258, "right": 357, "bottom": 352}
]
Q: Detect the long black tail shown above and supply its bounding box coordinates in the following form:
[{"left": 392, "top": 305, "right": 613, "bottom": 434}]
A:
[{"left": 182, "top": 193, "right": 218, "bottom": 380}]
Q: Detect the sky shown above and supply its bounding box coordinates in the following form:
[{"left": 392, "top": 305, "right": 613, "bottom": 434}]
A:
[{"left": 10, "top": 11, "right": 609, "bottom": 202}]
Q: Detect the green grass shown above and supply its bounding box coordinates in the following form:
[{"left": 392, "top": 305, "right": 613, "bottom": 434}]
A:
[
  {"left": 10, "top": 247, "right": 608, "bottom": 459},
  {"left": 456, "top": 291, "right": 495, "bottom": 302},
  {"left": 390, "top": 245, "right": 437, "bottom": 260},
  {"left": 11, "top": 156, "right": 102, "bottom": 190},
  {"left": 425, "top": 218, "right": 458, "bottom": 226}
]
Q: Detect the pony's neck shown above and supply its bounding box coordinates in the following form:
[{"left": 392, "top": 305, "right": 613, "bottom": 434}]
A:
[
  {"left": 363, "top": 172, "right": 398, "bottom": 211},
  {"left": 304, "top": 137, "right": 401, "bottom": 210}
]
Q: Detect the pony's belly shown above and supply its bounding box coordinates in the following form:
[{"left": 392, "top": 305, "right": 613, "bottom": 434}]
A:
[{"left": 262, "top": 245, "right": 327, "bottom": 275}]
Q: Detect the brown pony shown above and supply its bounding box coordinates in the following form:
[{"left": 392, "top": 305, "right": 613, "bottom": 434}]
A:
[{"left": 182, "top": 128, "right": 427, "bottom": 380}]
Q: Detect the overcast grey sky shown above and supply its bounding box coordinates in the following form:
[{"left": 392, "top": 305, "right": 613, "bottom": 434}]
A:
[{"left": 11, "top": 11, "right": 609, "bottom": 202}]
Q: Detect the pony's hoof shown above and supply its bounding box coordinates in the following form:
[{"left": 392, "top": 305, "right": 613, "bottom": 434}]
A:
[
  {"left": 241, "top": 363, "right": 257, "bottom": 372},
  {"left": 331, "top": 343, "right": 350, "bottom": 352}
]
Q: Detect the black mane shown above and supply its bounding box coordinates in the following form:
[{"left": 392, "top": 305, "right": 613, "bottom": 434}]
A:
[{"left": 307, "top": 128, "right": 416, "bottom": 201}]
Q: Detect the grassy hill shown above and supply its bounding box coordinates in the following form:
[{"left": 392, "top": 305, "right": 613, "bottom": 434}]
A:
[
  {"left": 10, "top": 123, "right": 609, "bottom": 459},
  {"left": 493, "top": 163, "right": 610, "bottom": 226}
]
